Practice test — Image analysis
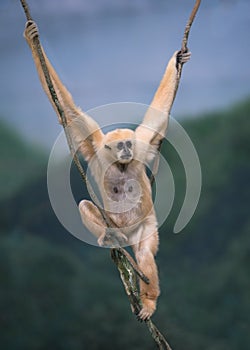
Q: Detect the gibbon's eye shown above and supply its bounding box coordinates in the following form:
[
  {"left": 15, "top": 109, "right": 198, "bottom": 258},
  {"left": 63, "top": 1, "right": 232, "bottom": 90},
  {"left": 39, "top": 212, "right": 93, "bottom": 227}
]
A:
[
  {"left": 105, "top": 144, "right": 111, "bottom": 150},
  {"left": 117, "top": 142, "right": 124, "bottom": 150},
  {"left": 126, "top": 140, "right": 132, "bottom": 149}
]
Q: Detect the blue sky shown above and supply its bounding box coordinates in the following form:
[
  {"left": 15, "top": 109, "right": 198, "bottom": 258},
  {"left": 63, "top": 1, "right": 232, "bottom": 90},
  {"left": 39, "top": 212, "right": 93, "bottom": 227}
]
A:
[{"left": 0, "top": 0, "right": 249, "bottom": 148}]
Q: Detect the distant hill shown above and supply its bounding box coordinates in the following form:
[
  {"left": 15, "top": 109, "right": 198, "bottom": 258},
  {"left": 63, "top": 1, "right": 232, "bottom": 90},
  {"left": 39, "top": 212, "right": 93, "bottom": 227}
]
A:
[
  {"left": 0, "top": 120, "right": 46, "bottom": 199},
  {"left": 0, "top": 98, "right": 250, "bottom": 349}
]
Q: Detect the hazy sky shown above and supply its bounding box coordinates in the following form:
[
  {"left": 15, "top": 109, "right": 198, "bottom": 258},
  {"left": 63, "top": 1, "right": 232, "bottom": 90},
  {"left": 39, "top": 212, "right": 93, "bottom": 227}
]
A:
[{"left": 0, "top": 0, "right": 249, "bottom": 148}]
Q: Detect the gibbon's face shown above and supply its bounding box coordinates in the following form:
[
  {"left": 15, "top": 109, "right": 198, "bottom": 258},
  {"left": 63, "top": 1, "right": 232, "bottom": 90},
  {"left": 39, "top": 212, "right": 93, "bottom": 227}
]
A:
[{"left": 103, "top": 129, "right": 135, "bottom": 164}]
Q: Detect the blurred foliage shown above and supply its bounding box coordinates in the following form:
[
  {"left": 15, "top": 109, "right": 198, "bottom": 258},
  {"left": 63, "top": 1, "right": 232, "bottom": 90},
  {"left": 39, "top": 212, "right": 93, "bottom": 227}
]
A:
[
  {"left": 0, "top": 121, "right": 46, "bottom": 199},
  {"left": 0, "top": 97, "right": 250, "bottom": 349}
]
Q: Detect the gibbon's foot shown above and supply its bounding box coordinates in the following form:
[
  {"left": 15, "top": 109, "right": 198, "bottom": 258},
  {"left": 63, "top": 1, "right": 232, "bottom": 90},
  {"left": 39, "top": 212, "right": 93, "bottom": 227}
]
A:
[
  {"left": 24, "top": 20, "right": 39, "bottom": 41},
  {"left": 97, "top": 228, "right": 128, "bottom": 248},
  {"left": 137, "top": 298, "right": 156, "bottom": 322},
  {"left": 177, "top": 49, "right": 191, "bottom": 64}
]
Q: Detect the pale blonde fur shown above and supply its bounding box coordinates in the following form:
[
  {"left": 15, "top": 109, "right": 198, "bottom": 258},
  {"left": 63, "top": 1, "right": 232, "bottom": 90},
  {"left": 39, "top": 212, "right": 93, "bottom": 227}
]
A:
[{"left": 24, "top": 21, "right": 190, "bottom": 321}]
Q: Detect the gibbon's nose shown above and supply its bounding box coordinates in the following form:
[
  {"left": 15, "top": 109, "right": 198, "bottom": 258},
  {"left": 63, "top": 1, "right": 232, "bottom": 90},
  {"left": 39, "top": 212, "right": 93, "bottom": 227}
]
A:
[
  {"left": 121, "top": 149, "right": 132, "bottom": 159},
  {"left": 120, "top": 144, "right": 131, "bottom": 158}
]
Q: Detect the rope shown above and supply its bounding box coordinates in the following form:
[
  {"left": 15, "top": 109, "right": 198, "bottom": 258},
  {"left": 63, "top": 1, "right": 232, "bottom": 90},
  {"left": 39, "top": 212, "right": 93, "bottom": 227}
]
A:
[{"left": 174, "top": 0, "right": 201, "bottom": 108}]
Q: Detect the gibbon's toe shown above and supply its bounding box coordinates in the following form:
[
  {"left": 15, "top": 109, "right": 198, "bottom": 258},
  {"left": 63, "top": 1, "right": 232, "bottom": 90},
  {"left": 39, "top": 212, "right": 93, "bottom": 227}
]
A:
[
  {"left": 99, "top": 228, "right": 128, "bottom": 248},
  {"left": 97, "top": 234, "right": 108, "bottom": 247},
  {"left": 137, "top": 299, "right": 156, "bottom": 321}
]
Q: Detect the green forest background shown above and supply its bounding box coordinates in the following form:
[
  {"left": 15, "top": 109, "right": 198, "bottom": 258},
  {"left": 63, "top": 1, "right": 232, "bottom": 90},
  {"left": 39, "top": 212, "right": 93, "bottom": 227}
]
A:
[{"left": 0, "top": 98, "right": 249, "bottom": 349}]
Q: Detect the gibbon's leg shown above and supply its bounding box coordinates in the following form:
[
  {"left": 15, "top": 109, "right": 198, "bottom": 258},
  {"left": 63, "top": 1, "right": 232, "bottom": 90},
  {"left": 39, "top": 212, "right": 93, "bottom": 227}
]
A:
[
  {"left": 132, "top": 231, "right": 160, "bottom": 321},
  {"left": 79, "top": 200, "right": 106, "bottom": 245},
  {"left": 24, "top": 21, "right": 103, "bottom": 160},
  {"left": 79, "top": 200, "right": 128, "bottom": 247}
]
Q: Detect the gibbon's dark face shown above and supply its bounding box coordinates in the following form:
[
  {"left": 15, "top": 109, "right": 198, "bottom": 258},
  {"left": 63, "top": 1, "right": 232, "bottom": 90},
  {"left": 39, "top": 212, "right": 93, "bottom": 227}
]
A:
[
  {"left": 104, "top": 129, "right": 135, "bottom": 164},
  {"left": 116, "top": 139, "right": 133, "bottom": 163}
]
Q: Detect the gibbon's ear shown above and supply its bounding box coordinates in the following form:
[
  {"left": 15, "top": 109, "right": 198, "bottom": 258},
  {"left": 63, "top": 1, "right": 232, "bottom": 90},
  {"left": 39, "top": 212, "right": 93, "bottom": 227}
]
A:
[{"left": 135, "top": 51, "right": 179, "bottom": 151}]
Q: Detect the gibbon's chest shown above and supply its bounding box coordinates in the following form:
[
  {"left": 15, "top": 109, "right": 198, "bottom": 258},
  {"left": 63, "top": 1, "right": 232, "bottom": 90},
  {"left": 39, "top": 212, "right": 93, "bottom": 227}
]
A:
[
  {"left": 103, "top": 164, "right": 142, "bottom": 204},
  {"left": 101, "top": 162, "right": 153, "bottom": 228}
]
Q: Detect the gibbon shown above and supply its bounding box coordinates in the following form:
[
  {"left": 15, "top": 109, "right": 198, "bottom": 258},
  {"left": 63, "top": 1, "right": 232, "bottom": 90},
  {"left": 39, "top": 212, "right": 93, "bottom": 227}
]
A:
[{"left": 24, "top": 20, "right": 190, "bottom": 321}]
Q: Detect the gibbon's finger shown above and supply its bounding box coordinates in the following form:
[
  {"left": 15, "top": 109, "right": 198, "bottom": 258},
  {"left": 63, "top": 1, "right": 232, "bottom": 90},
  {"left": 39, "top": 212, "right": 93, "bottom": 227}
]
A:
[
  {"left": 97, "top": 234, "right": 106, "bottom": 247},
  {"left": 97, "top": 233, "right": 116, "bottom": 247},
  {"left": 182, "top": 52, "right": 192, "bottom": 61},
  {"left": 24, "top": 21, "right": 39, "bottom": 40},
  {"left": 137, "top": 314, "right": 144, "bottom": 323},
  {"left": 182, "top": 51, "right": 191, "bottom": 58},
  {"left": 98, "top": 232, "right": 122, "bottom": 248},
  {"left": 138, "top": 310, "right": 150, "bottom": 322},
  {"left": 177, "top": 50, "right": 191, "bottom": 64},
  {"left": 105, "top": 228, "right": 128, "bottom": 246},
  {"left": 25, "top": 20, "right": 35, "bottom": 28}
]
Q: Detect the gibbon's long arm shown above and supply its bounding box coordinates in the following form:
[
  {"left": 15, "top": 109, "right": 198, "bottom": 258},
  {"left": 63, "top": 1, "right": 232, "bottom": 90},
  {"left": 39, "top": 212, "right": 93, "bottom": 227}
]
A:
[
  {"left": 24, "top": 21, "right": 103, "bottom": 160},
  {"left": 135, "top": 50, "right": 190, "bottom": 151}
]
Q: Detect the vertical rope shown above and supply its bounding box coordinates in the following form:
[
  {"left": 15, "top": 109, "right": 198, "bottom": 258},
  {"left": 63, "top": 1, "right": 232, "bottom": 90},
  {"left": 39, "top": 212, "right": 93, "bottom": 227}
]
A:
[{"left": 173, "top": 0, "right": 201, "bottom": 109}]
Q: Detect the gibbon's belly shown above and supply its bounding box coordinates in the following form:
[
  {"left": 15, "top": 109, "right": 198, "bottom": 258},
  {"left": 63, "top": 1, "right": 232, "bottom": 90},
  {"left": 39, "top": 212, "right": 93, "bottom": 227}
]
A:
[
  {"left": 103, "top": 182, "right": 152, "bottom": 229},
  {"left": 101, "top": 163, "right": 154, "bottom": 228},
  {"left": 103, "top": 180, "right": 138, "bottom": 226},
  {"left": 104, "top": 179, "right": 143, "bottom": 225},
  {"left": 104, "top": 177, "right": 141, "bottom": 203}
]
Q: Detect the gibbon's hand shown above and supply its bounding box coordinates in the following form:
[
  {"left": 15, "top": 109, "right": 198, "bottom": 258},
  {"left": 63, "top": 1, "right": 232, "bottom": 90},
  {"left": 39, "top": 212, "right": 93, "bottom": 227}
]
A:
[
  {"left": 177, "top": 49, "right": 191, "bottom": 65},
  {"left": 24, "top": 20, "right": 39, "bottom": 41},
  {"left": 98, "top": 228, "right": 128, "bottom": 248}
]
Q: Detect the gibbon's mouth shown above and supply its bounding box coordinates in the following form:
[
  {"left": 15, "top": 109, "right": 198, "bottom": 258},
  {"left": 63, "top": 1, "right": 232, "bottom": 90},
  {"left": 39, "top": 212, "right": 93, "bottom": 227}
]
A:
[
  {"left": 119, "top": 154, "right": 133, "bottom": 164},
  {"left": 121, "top": 154, "right": 131, "bottom": 159}
]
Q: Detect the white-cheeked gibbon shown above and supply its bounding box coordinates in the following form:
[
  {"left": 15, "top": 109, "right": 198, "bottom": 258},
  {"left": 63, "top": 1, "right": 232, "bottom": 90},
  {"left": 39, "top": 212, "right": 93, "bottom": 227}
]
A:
[{"left": 24, "top": 21, "right": 190, "bottom": 321}]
